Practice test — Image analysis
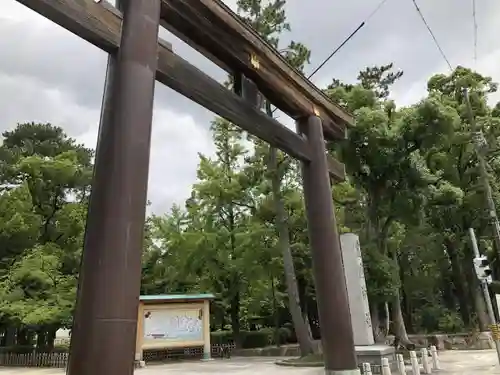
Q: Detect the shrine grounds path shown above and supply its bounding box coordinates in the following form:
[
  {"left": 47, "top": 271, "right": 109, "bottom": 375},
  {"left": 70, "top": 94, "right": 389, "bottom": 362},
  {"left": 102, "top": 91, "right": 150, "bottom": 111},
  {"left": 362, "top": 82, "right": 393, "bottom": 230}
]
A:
[{"left": 0, "top": 349, "right": 497, "bottom": 375}]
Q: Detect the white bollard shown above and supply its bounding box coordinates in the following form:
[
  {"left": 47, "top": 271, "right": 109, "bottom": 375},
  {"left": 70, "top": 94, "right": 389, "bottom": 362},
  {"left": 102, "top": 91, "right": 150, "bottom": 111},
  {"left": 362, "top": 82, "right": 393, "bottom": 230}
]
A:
[
  {"left": 429, "top": 345, "right": 440, "bottom": 370},
  {"left": 381, "top": 357, "right": 392, "bottom": 375},
  {"left": 421, "top": 348, "right": 431, "bottom": 374},
  {"left": 363, "top": 362, "right": 373, "bottom": 375},
  {"left": 410, "top": 350, "right": 421, "bottom": 375},
  {"left": 397, "top": 353, "right": 407, "bottom": 375}
]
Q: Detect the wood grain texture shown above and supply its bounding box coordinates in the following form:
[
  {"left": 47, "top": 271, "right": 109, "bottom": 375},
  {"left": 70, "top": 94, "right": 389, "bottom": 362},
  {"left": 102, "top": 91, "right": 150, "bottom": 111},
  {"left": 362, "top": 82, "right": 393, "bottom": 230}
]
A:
[
  {"left": 159, "top": 19, "right": 231, "bottom": 73},
  {"left": 155, "top": 49, "right": 312, "bottom": 162},
  {"left": 326, "top": 155, "right": 346, "bottom": 183},
  {"left": 237, "top": 75, "right": 345, "bottom": 182},
  {"left": 15, "top": 0, "right": 311, "bottom": 162},
  {"left": 296, "top": 120, "right": 346, "bottom": 183},
  {"left": 16, "top": 0, "right": 122, "bottom": 53},
  {"left": 160, "top": 0, "right": 353, "bottom": 140}
]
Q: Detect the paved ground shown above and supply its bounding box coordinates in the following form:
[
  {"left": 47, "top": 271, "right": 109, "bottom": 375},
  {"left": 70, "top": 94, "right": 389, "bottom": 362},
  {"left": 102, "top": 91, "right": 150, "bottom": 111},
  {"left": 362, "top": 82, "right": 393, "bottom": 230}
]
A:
[
  {"left": 0, "top": 350, "right": 498, "bottom": 374},
  {"left": 436, "top": 349, "right": 499, "bottom": 374}
]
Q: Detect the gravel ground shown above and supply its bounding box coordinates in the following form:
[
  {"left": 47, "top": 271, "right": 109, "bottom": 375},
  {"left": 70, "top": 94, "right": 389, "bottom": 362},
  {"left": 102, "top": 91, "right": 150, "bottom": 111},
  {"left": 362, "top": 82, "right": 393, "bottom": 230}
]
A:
[{"left": 0, "top": 349, "right": 498, "bottom": 374}]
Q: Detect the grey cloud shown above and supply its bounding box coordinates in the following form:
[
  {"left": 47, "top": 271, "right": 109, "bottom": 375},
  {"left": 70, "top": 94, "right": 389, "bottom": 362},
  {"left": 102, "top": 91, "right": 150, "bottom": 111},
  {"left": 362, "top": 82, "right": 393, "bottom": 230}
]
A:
[
  {"left": 0, "top": 68, "right": 216, "bottom": 213},
  {"left": 0, "top": 4, "right": 227, "bottom": 134},
  {"left": 4, "top": 0, "right": 498, "bottom": 127},
  {"left": 0, "top": 72, "right": 100, "bottom": 137},
  {"left": 147, "top": 106, "right": 215, "bottom": 214},
  {"left": 285, "top": 0, "right": 500, "bottom": 99},
  {"left": 0, "top": 1, "right": 221, "bottom": 214},
  {"left": 2, "top": 0, "right": 500, "bottom": 213}
]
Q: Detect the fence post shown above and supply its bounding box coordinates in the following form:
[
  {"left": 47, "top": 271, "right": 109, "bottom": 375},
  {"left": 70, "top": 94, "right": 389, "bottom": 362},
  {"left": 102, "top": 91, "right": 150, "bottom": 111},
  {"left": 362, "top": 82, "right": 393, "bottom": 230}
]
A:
[
  {"left": 363, "top": 362, "right": 373, "bottom": 375},
  {"left": 381, "top": 357, "right": 391, "bottom": 375},
  {"left": 421, "top": 348, "right": 431, "bottom": 374},
  {"left": 410, "top": 350, "right": 421, "bottom": 375},
  {"left": 429, "top": 346, "right": 440, "bottom": 370},
  {"left": 396, "top": 354, "right": 407, "bottom": 375}
]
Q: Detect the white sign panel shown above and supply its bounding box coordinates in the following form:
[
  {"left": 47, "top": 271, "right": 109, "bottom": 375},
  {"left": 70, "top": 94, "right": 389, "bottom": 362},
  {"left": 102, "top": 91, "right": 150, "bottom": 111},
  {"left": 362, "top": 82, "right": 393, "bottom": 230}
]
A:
[{"left": 143, "top": 308, "right": 203, "bottom": 344}]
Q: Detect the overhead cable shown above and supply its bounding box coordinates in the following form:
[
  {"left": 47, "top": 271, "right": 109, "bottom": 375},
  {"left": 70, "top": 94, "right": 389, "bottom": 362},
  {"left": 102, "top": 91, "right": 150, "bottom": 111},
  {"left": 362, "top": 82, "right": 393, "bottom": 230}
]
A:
[
  {"left": 307, "top": 0, "right": 391, "bottom": 80},
  {"left": 410, "top": 0, "right": 453, "bottom": 71},
  {"left": 472, "top": 0, "right": 478, "bottom": 64},
  {"left": 272, "top": 0, "right": 391, "bottom": 116}
]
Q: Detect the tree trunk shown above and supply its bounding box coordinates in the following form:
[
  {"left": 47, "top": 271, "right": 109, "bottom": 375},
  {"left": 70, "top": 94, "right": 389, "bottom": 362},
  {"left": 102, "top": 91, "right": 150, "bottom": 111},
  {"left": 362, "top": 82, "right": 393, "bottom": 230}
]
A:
[
  {"left": 371, "top": 302, "right": 385, "bottom": 343},
  {"left": 26, "top": 331, "right": 35, "bottom": 347},
  {"left": 227, "top": 201, "right": 243, "bottom": 347},
  {"left": 303, "top": 312, "right": 313, "bottom": 339},
  {"left": 445, "top": 239, "right": 471, "bottom": 326},
  {"left": 269, "top": 145, "right": 314, "bottom": 356},
  {"left": 472, "top": 283, "right": 490, "bottom": 331},
  {"left": 36, "top": 329, "right": 47, "bottom": 349},
  {"left": 307, "top": 299, "right": 321, "bottom": 340},
  {"left": 398, "top": 253, "right": 414, "bottom": 333},
  {"left": 384, "top": 302, "right": 390, "bottom": 335},
  {"left": 4, "top": 327, "right": 15, "bottom": 346},
  {"left": 47, "top": 326, "right": 57, "bottom": 350},
  {"left": 390, "top": 249, "right": 412, "bottom": 344},
  {"left": 464, "top": 261, "right": 490, "bottom": 331},
  {"left": 271, "top": 275, "right": 281, "bottom": 347},
  {"left": 441, "top": 265, "right": 458, "bottom": 311},
  {"left": 230, "top": 292, "right": 242, "bottom": 348},
  {"left": 16, "top": 328, "right": 29, "bottom": 346},
  {"left": 391, "top": 289, "right": 411, "bottom": 344}
]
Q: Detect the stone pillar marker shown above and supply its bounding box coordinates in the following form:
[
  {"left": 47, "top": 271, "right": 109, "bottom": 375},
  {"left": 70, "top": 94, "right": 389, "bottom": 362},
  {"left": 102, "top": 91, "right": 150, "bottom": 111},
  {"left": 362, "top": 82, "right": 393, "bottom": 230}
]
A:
[
  {"left": 340, "top": 233, "right": 374, "bottom": 346},
  {"left": 340, "top": 233, "right": 396, "bottom": 372}
]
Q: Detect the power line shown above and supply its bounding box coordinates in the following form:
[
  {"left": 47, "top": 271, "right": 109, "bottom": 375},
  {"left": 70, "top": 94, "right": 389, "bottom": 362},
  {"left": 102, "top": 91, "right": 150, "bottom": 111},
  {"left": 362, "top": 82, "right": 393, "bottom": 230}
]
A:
[
  {"left": 307, "top": 23, "right": 364, "bottom": 81},
  {"left": 272, "top": 0, "right": 390, "bottom": 115},
  {"left": 472, "top": 0, "right": 478, "bottom": 64},
  {"left": 307, "top": 0, "right": 390, "bottom": 80},
  {"left": 410, "top": 0, "right": 453, "bottom": 71},
  {"left": 366, "top": 0, "right": 392, "bottom": 24}
]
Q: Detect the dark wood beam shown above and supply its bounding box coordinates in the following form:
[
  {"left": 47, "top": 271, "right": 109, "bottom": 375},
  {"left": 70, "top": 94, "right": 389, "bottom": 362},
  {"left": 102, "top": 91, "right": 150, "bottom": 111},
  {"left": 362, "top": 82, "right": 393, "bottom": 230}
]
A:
[
  {"left": 326, "top": 155, "right": 346, "bottom": 183},
  {"left": 159, "top": 19, "right": 231, "bottom": 73},
  {"left": 15, "top": 0, "right": 311, "bottom": 162},
  {"left": 15, "top": 0, "right": 123, "bottom": 52},
  {"left": 155, "top": 50, "right": 312, "bottom": 162},
  {"left": 15, "top": 0, "right": 346, "bottom": 181},
  {"left": 238, "top": 76, "right": 345, "bottom": 183},
  {"left": 160, "top": 0, "right": 353, "bottom": 140}
]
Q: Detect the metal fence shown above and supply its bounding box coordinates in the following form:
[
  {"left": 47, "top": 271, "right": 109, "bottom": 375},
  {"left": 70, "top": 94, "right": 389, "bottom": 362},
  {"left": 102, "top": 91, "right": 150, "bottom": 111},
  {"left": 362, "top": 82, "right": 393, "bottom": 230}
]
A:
[
  {"left": 0, "top": 343, "right": 235, "bottom": 368},
  {"left": 0, "top": 352, "right": 69, "bottom": 368}
]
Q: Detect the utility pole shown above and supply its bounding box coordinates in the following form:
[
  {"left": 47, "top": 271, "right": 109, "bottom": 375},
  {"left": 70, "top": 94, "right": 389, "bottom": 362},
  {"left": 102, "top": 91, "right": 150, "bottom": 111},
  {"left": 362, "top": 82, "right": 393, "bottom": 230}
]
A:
[
  {"left": 463, "top": 88, "right": 500, "bottom": 258},
  {"left": 469, "top": 228, "right": 500, "bottom": 364}
]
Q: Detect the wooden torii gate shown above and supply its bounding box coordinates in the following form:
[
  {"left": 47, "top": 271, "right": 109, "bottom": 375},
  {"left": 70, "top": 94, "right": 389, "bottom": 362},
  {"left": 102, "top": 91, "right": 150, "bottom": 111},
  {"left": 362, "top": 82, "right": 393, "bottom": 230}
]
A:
[{"left": 15, "top": 1, "right": 359, "bottom": 374}]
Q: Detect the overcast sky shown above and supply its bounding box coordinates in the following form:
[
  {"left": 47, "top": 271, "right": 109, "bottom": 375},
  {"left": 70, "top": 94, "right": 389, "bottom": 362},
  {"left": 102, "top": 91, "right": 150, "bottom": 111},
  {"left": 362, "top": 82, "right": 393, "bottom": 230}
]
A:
[{"left": 1, "top": 0, "right": 500, "bottom": 214}]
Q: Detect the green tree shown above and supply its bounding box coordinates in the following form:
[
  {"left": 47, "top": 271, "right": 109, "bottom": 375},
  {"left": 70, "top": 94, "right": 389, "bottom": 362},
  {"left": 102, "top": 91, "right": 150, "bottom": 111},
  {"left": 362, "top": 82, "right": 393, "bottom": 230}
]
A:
[
  {"left": 327, "top": 64, "right": 457, "bottom": 342},
  {"left": 0, "top": 123, "right": 92, "bottom": 348},
  {"left": 420, "top": 67, "right": 500, "bottom": 330},
  {"left": 237, "top": 0, "right": 315, "bottom": 354}
]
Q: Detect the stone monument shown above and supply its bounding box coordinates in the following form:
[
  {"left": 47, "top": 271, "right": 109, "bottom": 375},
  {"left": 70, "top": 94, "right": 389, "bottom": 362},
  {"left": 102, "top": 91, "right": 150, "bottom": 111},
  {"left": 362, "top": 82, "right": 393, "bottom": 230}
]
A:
[{"left": 340, "top": 233, "right": 396, "bottom": 372}]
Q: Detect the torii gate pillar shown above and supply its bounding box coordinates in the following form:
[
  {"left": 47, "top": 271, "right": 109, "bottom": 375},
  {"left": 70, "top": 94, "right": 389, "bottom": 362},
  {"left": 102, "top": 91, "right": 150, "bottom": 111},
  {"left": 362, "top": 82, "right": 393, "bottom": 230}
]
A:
[{"left": 299, "top": 115, "right": 359, "bottom": 374}]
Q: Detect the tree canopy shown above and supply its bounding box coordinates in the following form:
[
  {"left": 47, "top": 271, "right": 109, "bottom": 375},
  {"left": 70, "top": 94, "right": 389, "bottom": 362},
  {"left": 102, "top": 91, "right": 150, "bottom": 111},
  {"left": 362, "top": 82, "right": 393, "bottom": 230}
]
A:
[{"left": 1, "top": 0, "right": 500, "bottom": 353}]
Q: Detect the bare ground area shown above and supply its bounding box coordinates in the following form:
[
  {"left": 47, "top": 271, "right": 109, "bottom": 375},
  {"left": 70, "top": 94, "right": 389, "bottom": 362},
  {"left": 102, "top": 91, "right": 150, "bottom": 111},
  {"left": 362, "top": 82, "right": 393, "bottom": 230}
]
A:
[{"left": 0, "top": 350, "right": 498, "bottom": 374}]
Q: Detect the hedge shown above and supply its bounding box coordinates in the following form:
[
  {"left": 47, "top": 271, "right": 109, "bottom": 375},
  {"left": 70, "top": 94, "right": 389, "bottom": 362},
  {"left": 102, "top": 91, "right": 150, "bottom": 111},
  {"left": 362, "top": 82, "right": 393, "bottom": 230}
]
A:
[
  {"left": 0, "top": 328, "right": 294, "bottom": 354},
  {"left": 211, "top": 327, "right": 293, "bottom": 349}
]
